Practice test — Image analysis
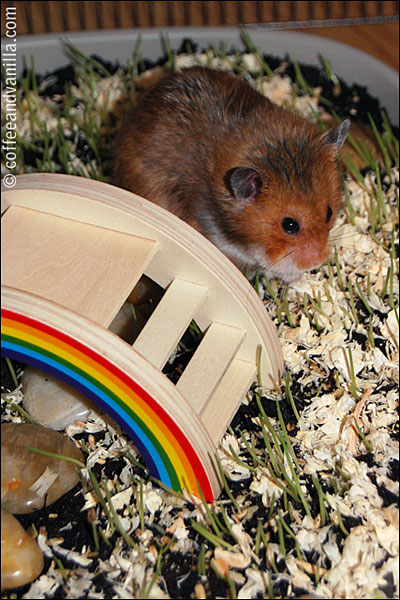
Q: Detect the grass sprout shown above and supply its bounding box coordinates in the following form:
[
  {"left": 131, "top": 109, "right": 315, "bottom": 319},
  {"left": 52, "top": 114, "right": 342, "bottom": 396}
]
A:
[
  {"left": 352, "top": 417, "right": 373, "bottom": 452},
  {"left": 342, "top": 347, "right": 361, "bottom": 400},
  {"left": 197, "top": 543, "right": 207, "bottom": 577},
  {"left": 25, "top": 446, "right": 86, "bottom": 469},
  {"left": 240, "top": 26, "right": 275, "bottom": 77},
  {"left": 53, "top": 555, "right": 69, "bottom": 583},
  {"left": 318, "top": 53, "right": 340, "bottom": 87},
  {"left": 4, "top": 357, "right": 19, "bottom": 389},
  {"left": 214, "top": 455, "right": 241, "bottom": 511},
  {"left": 1, "top": 395, "right": 35, "bottom": 424},
  {"left": 276, "top": 507, "right": 302, "bottom": 560},
  {"left": 190, "top": 519, "right": 234, "bottom": 550},
  {"left": 356, "top": 277, "right": 374, "bottom": 316},
  {"left": 283, "top": 373, "right": 300, "bottom": 422}
]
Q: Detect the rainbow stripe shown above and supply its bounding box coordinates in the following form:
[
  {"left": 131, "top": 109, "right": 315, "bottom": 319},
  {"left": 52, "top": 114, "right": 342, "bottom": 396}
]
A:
[{"left": 1, "top": 308, "right": 214, "bottom": 501}]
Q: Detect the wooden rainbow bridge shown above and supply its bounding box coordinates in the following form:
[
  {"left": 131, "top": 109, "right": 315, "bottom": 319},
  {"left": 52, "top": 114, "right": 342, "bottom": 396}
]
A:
[{"left": 1, "top": 173, "right": 283, "bottom": 501}]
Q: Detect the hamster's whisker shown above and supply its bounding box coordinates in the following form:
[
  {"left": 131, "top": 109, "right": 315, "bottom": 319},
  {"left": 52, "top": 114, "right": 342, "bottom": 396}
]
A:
[
  {"left": 329, "top": 232, "right": 359, "bottom": 242},
  {"left": 270, "top": 249, "right": 296, "bottom": 269}
]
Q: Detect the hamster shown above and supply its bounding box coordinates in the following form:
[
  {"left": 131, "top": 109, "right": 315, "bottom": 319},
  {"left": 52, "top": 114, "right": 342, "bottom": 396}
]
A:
[{"left": 113, "top": 66, "right": 350, "bottom": 282}]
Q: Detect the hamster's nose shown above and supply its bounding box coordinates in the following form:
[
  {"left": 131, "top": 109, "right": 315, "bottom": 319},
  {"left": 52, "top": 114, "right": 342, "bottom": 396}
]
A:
[{"left": 295, "top": 244, "right": 330, "bottom": 271}]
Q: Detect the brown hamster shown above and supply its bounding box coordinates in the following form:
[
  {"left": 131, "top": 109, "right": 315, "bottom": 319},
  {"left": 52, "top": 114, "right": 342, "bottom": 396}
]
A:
[{"left": 113, "top": 66, "right": 350, "bottom": 282}]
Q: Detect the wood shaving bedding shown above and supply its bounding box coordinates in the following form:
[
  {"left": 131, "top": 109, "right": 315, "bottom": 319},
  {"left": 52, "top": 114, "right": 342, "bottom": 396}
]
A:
[{"left": 1, "top": 42, "right": 398, "bottom": 599}]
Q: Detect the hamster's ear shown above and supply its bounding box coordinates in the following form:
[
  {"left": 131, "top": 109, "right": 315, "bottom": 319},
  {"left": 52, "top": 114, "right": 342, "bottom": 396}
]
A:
[
  {"left": 228, "top": 167, "right": 264, "bottom": 207},
  {"left": 322, "top": 119, "right": 350, "bottom": 152}
]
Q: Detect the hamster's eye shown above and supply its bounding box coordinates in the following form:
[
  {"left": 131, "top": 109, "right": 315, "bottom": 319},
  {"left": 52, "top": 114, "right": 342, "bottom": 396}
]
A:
[
  {"left": 326, "top": 205, "right": 333, "bottom": 223},
  {"left": 282, "top": 217, "right": 300, "bottom": 234}
]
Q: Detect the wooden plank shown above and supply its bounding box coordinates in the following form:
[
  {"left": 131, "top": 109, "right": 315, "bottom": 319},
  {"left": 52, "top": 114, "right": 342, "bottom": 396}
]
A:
[
  {"left": 176, "top": 322, "right": 246, "bottom": 414},
  {"left": 200, "top": 358, "right": 256, "bottom": 445},
  {"left": 1, "top": 205, "right": 158, "bottom": 327},
  {"left": 133, "top": 279, "right": 207, "bottom": 369}
]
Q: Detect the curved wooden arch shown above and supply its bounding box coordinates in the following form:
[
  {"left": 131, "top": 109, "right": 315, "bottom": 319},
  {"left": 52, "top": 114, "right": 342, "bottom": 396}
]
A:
[{"left": 1, "top": 173, "right": 283, "bottom": 501}]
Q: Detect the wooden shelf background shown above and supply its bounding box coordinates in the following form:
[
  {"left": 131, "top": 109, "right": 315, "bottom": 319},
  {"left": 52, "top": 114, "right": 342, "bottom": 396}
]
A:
[{"left": 1, "top": 1, "right": 399, "bottom": 70}]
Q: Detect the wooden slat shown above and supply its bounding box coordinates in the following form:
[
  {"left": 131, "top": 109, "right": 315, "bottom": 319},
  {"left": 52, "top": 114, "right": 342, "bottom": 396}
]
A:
[
  {"left": 133, "top": 278, "right": 207, "bottom": 369},
  {"left": 1, "top": 205, "right": 158, "bottom": 327},
  {"left": 200, "top": 358, "right": 256, "bottom": 445},
  {"left": 176, "top": 322, "right": 246, "bottom": 414}
]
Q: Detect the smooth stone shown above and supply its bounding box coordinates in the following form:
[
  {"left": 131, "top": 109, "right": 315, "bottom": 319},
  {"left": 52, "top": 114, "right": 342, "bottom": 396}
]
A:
[
  {"left": 1, "top": 423, "right": 84, "bottom": 514},
  {"left": 22, "top": 366, "right": 97, "bottom": 430},
  {"left": 1, "top": 508, "right": 44, "bottom": 590}
]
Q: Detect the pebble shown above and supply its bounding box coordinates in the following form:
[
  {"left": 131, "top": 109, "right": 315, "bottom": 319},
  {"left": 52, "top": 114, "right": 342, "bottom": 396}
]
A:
[
  {"left": 1, "top": 508, "right": 44, "bottom": 590},
  {"left": 22, "top": 366, "right": 97, "bottom": 431},
  {"left": 1, "top": 423, "right": 84, "bottom": 514}
]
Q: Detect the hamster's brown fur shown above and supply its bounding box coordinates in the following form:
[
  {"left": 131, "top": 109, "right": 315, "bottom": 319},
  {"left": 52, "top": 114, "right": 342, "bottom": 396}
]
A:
[{"left": 114, "top": 66, "right": 349, "bottom": 282}]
